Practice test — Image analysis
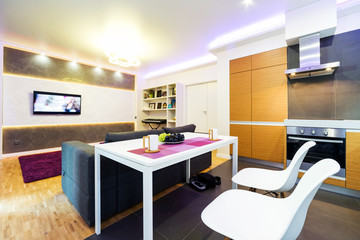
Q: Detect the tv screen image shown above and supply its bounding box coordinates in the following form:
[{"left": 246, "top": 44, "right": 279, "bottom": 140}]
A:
[{"left": 33, "top": 91, "right": 81, "bottom": 114}]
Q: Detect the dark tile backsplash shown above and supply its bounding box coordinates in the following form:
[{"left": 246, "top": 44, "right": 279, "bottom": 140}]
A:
[{"left": 288, "top": 29, "right": 360, "bottom": 120}]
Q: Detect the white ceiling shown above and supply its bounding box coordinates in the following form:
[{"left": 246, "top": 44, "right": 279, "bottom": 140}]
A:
[{"left": 0, "top": 0, "right": 351, "bottom": 76}]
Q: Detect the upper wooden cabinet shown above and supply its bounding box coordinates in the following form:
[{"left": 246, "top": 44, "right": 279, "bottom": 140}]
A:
[
  {"left": 252, "top": 47, "right": 287, "bottom": 70},
  {"left": 229, "top": 47, "right": 288, "bottom": 123},
  {"left": 230, "top": 56, "right": 251, "bottom": 74},
  {"left": 230, "top": 48, "right": 287, "bottom": 73},
  {"left": 230, "top": 71, "right": 252, "bottom": 121},
  {"left": 346, "top": 132, "right": 360, "bottom": 191},
  {"left": 252, "top": 64, "right": 288, "bottom": 122}
]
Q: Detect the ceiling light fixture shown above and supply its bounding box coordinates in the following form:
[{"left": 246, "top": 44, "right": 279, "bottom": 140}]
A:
[
  {"left": 106, "top": 52, "right": 141, "bottom": 68},
  {"left": 242, "top": 0, "right": 253, "bottom": 6}
]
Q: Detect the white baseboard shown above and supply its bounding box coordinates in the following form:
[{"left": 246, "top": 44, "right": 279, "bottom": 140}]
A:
[
  {"left": 2, "top": 147, "right": 62, "bottom": 158},
  {"left": 1, "top": 141, "right": 101, "bottom": 159}
]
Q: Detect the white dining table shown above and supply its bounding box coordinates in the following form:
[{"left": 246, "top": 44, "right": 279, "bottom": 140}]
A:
[{"left": 94, "top": 132, "right": 238, "bottom": 240}]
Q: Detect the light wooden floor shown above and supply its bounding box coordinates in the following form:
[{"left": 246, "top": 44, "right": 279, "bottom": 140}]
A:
[{"left": 0, "top": 151, "right": 227, "bottom": 240}]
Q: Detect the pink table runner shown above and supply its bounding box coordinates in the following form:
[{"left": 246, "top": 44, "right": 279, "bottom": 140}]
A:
[{"left": 128, "top": 137, "right": 221, "bottom": 159}]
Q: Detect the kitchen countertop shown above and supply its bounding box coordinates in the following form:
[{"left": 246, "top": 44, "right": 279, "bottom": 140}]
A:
[{"left": 284, "top": 119, "right": 360, "bottom": 131}]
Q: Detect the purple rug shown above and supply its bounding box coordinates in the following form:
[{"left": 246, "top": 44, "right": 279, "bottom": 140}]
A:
[{"left": 18, "top": 151, "right": 61, "bottom": 183}]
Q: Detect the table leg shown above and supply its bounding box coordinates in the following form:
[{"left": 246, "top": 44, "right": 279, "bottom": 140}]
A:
[
  {"left": 232, "top": 139, "right": 238, "bottom": 189},
  {"left": 186, "top": 159, "right": 191, "bottom": 183},
  {"left": 95, "top": 150, "right": 101, "bottom": 234},
  {"left": 143, "top": 168, "right": 153, "bottom": 240}
]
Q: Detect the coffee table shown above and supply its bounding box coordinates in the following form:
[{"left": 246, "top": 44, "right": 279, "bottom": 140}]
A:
[{"left": 95, "top": 132, "right": 238, "bottom": 240}]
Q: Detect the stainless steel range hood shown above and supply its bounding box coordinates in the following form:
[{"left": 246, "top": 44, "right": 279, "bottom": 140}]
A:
[{"left": 285, "top": 33, "right": 340, "bottom": 79}]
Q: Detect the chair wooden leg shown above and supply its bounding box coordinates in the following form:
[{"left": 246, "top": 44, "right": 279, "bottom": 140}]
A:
[
  {"left": 249, "top": 187, "right": 257, "bottom": 192},
  {"left": 224, "top": 237, "right": 231, "bottom": 240},
  {"left": 280, "top": 192, "right": 286, "bottom": 198}
]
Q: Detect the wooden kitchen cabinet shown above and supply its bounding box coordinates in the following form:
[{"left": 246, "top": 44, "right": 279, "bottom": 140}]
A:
[
  {"left": 252, "top": 125, "right": 286, "bottom": 163},
  {"left": 346, "top": 131, "right": 360, "bottom": 191},
  {"left": 229, "top": 47, "right": 287, "bottom": 164},
  {"left": 230, "top": 55, "right": 251, "bottom": 74},
  {"left": 230, "top": 71, "right": 251, "bottom": 121},
  {"left": 230, "top": 124, "right": 252, "bottom": 158},
  {"left": 252, "top": 47, "right": 287, "bottom": 70},
  {"left": 252, "top": 64, "right": 288, "bottom": 122}
]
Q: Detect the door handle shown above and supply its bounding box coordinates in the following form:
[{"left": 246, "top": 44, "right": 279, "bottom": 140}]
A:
[{"left": 203, "top": 110, "right": 207, "bottom": 115}]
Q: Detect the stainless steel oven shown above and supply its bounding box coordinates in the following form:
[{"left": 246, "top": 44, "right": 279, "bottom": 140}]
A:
[{"left": 287, "top": 126, "right": 346, "bottom": 178}]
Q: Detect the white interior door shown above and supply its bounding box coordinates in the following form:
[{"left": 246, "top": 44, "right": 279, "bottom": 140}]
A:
[{"left": 186, "top": 82, "right": 217, "bottom": 133}]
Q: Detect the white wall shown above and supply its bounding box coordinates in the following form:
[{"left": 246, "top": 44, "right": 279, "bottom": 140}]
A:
[
  {"left": 336, "top": 5, "right": 360, "bottom": 35},
  {"left": 3, "top": 75, "right": 135, "bottom": 126}
]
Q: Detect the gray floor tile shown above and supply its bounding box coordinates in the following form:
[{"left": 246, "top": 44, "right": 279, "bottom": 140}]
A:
[{"left": 86, "top": 159, "right": 360, "bottom": 240}]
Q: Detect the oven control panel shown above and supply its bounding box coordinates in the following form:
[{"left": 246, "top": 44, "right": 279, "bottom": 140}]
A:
[{"left": 287, "top": 126, "right": 345, "bottom": 138}]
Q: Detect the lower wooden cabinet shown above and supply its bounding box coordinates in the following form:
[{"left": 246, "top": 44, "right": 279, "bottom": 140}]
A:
[
  {"left": 252, "top": 125, "right": 285, "bottom": 164},
  {"left": 230, "top": 124, "right": 285, "bottom": 164},
  {"left": 230, "top": 124, "right": 251, "bottom": 158},
  {"left": 346, "top": 132, "right": 360, "bottom": 191}
]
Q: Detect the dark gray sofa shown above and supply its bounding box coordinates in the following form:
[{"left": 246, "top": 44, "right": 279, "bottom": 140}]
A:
[{"left": 61, "top": 124, "right": 211, "bottom": 226}]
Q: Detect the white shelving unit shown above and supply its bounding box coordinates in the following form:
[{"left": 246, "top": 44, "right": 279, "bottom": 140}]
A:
[{"left": 142, "top": 83, "right": 184, "bottom": 128}]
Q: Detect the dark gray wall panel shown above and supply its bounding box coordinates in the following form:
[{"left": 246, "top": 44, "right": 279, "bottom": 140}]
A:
[
  {"left": 3, "top": 47, "right": 135, "bottom": 91},
  {"left": 288, "top": 29, "right": 360, "bottom": 120},
  {"left": 3, "top": 122, "right": 134, "bottom": 154}
]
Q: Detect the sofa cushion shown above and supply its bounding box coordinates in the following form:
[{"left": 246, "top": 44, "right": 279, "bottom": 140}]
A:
[
  {"left": 105, "top": 129, "right": 165, "bottom": 143},
  {"left": 163, "top": 124, "right": 196, "bottom": 134}
]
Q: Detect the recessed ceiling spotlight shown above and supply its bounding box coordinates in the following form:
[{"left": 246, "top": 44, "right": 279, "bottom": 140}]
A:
[
  {"left": 242, "top": 0, "right": 253, "bottom": 6},
  {"left": 94, "top": 66, "right": 104, "bottom": 74},
  {"left": 34, "top": 53, "right": 50, "bottom": 63},
  {"left": 68, "top": 61, "right": 79, "bottom": 69}
]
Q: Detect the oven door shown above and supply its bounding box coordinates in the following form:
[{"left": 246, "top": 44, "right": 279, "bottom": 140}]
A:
[{"left": 287, "top": 135, "right": 346, "bottom": 177}]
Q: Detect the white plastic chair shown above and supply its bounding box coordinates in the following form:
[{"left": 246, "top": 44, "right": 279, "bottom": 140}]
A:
[
  {"left": 232, "top": 141, "right": 316, "bottom": 198},
  {"left": 201, "top": 158, "right": 340, "bottom": 240}
]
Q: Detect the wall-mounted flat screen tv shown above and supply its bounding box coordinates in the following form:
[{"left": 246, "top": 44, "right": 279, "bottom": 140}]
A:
[{"left": 33, "top": 91, "right": 81, "bottom": 114}]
